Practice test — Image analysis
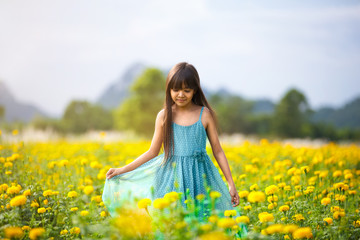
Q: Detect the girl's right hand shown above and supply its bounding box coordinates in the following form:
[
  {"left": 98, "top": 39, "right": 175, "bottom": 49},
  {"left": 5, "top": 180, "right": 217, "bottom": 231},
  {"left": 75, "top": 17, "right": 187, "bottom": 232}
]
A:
[{"left": 106, "top": 168, "right": 124, "bottom": 180}]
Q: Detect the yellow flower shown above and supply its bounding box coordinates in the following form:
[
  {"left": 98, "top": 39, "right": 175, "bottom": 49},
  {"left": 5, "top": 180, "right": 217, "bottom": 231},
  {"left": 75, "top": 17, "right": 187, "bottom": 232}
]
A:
[
  {"left": 175, "top": 221, "right": 187, "bottom": 229},
  {"left": 208, "top": 215, "right": 218, "bottom": 223},
  {"left": 265, "top": 185, "right": 279, "bottom": 195},
  {"left": 4, "top": 226, "right": 24, "bottom": 238},
  {"left": 258, "top": 212, "right": 274, "bottom": 223},
  {"left": 100, "top": 211, "right": 107, "bottom": 217},
  {"left": 267, "top": 195, "right": 278, "bottom": 203},
  {"left": 23, "top": 189, "right": 31, "bottom": 196},
  {"left": 37, "top": 207, "right": 46, "bottom": 214},
  {"left": 10, "top": 195, "right": 27, "bottom": 207},
  {"left": 164, "top": 191, "right": 179, "bottom": 202},
  {"left": 22, "top": 226, "right": 31, "bottom": 231},
  {"left": 80, "top": 210, "right": 89, "bottom": 216},
  {"left": 43, "top": 190, "right": 53, "bottom": 197},
  {"left": 217, "top": 218, "right": 236, "bottom": 228},
  {"left": 239, "top": 190, "right": 249, "bottom": 198},
  {"left": 43, "top": 199, "right": 48, "bottom": 205},
  {"left": 321, "top": 197, "right": 331, "bottom": 206},
  {"left": 199, "top": 223, "right": 212, "bottom": 231},
  {"left": 153, "top": 198, "right": 170, "bottom": 209},
  {"left": 67, "top": 191, "right": 78, "bottom": 198},
  {"left": 279, "top": 205, "right": 290, "bottom": 212},
  {"left": 70, "top": 227, "right": 81, "bottom": 235},
  {"left": 138, "top": 198, "right": 152, "bottom": 209},
  {"left": 224, "top": 210, "right": 237, "bottom": 217},
  {"left": 197, "top": 231, "right": 230, "bottom": 240},
  {"left": 265, "top": 224, "right": 284, "bottom": 234},
  {"left": 12, "top": 129, "right": 19, "bottom": 135},
  {"left": 333, "top": 211, "right": 345, "bottom": 219},
  {"left": 301, "top": 166, "right": 310, "bottom": 174},
  {"left": 333, "top": 170, "right": 342, "bottom": 177},
  {"left": 210, "top": 191, "right": 222, "bottom": 199},
  {"left": 323, "top": 217, "right": 333, "bottom": 225},
  {"left": 31, "top": 200, "right": 39, "bottom": 208},
  {"left": 60, "top": 229, "right": 68, "bottom": 235},
  {"left": 236, "top": 216, "right": 250, "bottom": 224},
  {"left": 250, "top": 184, "right": 259, "bottom": 191},
  {"left": 292, "top": 227, "right": 313, "bottom": 239},
  {"left": 283, "top": 224, "right": 299, "bottom": 233},
  {"left": 196, "top": 194, "right": 206, "bottom": 200},
  {"left": 83, "top": 186, "right": 94, "bottom": 195},
  {"left": 248, "top": 191, "right": 266, "bottom": 203},
  {"left": 293, "top": 214, "right": 305, "bottom": 221},
  {"left": 70, "top": 207, "right": 78, "bottom": 212},
  {"left": 29, "top": 227, "right": 45, "bottom": 240},
  {"left": 244, "top": 205, "right": 252, "bottom": 211}
]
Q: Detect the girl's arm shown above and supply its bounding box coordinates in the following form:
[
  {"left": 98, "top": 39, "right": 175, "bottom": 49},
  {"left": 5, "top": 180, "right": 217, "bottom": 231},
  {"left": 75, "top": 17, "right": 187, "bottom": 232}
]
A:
[
  {"left": 106, "top": 110, "right": 164, "bottom": 179},
  {"left": 203, "top": 107, "right": 240, "bottom": 206}
]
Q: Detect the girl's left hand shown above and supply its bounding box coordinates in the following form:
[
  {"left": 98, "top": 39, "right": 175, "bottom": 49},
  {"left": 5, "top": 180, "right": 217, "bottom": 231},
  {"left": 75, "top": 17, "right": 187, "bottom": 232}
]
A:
[{"left": 229, "top": 185, "right": 240, "bottom": 207}]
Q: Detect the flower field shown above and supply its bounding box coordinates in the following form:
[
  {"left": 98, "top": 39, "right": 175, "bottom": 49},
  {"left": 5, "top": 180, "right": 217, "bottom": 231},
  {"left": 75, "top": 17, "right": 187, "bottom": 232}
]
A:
[{"left": 1, "top": 134, "right": 360, "bottom": 239}]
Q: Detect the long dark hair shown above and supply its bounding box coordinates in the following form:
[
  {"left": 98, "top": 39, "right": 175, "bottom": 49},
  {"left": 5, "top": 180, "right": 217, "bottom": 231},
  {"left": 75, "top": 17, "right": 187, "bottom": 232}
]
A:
[{"left": 161, "top": 62, "right": 218, "bottom": 165}]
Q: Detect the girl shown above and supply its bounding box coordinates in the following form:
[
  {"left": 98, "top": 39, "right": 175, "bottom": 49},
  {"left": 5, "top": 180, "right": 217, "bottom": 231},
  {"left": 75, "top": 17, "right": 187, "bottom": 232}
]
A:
[{"left": 102, "top": 62, "right": 246, "bottom": 234}]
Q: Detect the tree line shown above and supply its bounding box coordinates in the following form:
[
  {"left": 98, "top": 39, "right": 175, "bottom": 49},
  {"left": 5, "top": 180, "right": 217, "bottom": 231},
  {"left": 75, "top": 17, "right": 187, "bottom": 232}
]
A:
[{"left": 2, "top": 67, "right": 359, "bottom": 141}]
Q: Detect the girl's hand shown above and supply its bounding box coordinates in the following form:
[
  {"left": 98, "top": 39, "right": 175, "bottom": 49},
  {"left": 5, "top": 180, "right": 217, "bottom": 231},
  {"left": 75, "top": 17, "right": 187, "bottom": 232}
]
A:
[
  {"left": 229, "top": 185, "right": 240, "bottom": 207},
  {"left": 106, "top": 168, "right": 124, "bottom": 180}
]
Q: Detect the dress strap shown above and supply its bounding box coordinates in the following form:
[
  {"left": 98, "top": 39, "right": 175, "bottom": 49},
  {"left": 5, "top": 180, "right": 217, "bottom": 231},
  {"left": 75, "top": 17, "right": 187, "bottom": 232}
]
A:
[{"left": 199, "top": 106, "right": 204, "bottom": 121}]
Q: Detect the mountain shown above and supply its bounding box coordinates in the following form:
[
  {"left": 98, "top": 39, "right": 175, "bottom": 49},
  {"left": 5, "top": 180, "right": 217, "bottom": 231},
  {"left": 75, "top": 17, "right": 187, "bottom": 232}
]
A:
[
  {"left": 251, "top": 99, "right": 275, "bottom": 115},
  {"left": 0, "top": 81, "right": 49, "bottom": 122},
  {"left": 96, "top": 62, "right": 147, "bottom": 109},
  {"left": 310, "top": 97, "right": 360, "bottom": 129}
]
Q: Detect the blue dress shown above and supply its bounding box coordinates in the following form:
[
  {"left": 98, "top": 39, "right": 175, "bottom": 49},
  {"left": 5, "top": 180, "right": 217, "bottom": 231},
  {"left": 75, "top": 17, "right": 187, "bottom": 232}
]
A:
[{"left": 102, "top": 106, "right": 247, "bottom": 236}]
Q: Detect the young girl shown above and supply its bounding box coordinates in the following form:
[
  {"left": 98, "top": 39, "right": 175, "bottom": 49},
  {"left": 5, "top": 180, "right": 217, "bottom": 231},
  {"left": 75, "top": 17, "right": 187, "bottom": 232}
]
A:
[{"left": 102, "top": 62, "right": 246, "bottom": 234}]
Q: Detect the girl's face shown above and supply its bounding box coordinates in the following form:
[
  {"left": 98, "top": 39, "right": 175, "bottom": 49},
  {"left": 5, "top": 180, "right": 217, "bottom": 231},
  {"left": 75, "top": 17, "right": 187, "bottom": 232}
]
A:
[{"left": 170, "top": 84, "right": 195, "bottom": 106}]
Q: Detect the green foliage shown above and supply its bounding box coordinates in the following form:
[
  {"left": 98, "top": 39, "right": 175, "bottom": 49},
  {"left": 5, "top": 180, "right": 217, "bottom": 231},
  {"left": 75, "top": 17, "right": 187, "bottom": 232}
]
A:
[
  {"left": 209, "top": 94, "right": 253, "bottom": 134},
  {"left": 62, "top": 100, "right": 113, "bottom": 134},
  {"left": 272, "top": 88, "right": 311, "bottom": 138},
  {"left": 0, "top": 105, "right": 5, "bottom": 121},
  {"left": 113, "top": 68, "right": 166, "bottom": 138}
]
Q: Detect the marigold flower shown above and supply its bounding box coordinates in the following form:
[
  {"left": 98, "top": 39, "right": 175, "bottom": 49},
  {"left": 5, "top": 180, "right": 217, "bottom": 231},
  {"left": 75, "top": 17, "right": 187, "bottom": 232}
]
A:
[
  {"left": 293, "top": 214, "right": 305, "bottom": 221},
  {"left": 265, "top": 224, "right": 284, "bottom": 234},
  {"left": 100, "top": 211, "right": 107, "bottom": 217},
  {"left": 153, "top": 198, "right": 170, "bottom": 209},
  {"left": 258, "top": 212, "right": 274, "bottom": 223},
  {"left": 43, "top": 190, "right": 53, "bottom": 197},
  {"left": 60, "top": 229, "right": 68, "bottom": 235},
  {"left": 196, "top": 193, "right": 206, "bottom": 200},
  {"left": 164, "top": 191, "right": 179, "bottom": 202},
  {"left": 224, "top": 210, "right": 237, "bottom": 217},
  {"left": 198, "top": 231, "right": 230, "bottom": 240},
  {"left": 138, "top": 198, "right": 152, "bottom": 209},
  {"left": 249, "top": 184, "right": 259, "bottom": 191},
  {"left": 10, "top": 195, "right": 27, "bottom": 207},
  {"left": 248, "top": 191, "right": 266, "bottom": 203},
  {"left": 323, "top": 217, "right": 333, "bottom": 225},
  {"left": 23, "top": 189, "right": 31, "bottom": 196},
  {"left": 29, "top": 227, "right": 45, "bottom": 240},
  {"left": 70, "top": 227, "right": 81, "bottom": 235},
  {"left": 208, "top": 215, "right": 218, "bottom": 223},
  {"left": 80, "top": 210, "right": 89, "bottom": 216},
  {"left": 217, "top": 218, "right": 236, "bottom": 228},
  {"left": 83, "top": 186, "right": 94, "bottom": 195},
  {"left": 244, "top": 205, "right": 252, "bottom": 211},
  {"left": 265, "top": 185, "right": 279, "bottom": 195},
  {"left": 279, "top": 205, "right": 290, "bottom": 212},
  {"left": 70, "top": 207, "right": 78, "bottom": 212},
  {"left": 210, "top": 191, "right": 221, "bottom": 199},
  {"left": 292, "top": 227, "right": 313, "bottom": 239},
  {"left": 333, "top": 170, "right": 342, "bottom": 177},
  {"left": 37, "top": 207, "right": 46, "bottom": 214},
  {"left": 4, "top": 226, "right": 24, "bottom": 238},
  {"left": 239, "top": 190, "right": 249, "bottom": 198},
  {"left": 283, "top": 224, "right": 299, "bottom": 233},
  {"left": 321, "top": 197, "right": 331, "bottom": 206},
  {"left": 236, "top": 216, "right": 250, "bottom": 224},
  {"left": 67, "top": 191, "right": 78, "bottom": 198}
]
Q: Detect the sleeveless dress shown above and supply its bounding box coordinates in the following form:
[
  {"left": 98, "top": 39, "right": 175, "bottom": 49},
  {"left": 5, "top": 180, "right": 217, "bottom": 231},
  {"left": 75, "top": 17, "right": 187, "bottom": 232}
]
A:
[{"left": 102, "top": 106, "right": 248, "bottom": 236}]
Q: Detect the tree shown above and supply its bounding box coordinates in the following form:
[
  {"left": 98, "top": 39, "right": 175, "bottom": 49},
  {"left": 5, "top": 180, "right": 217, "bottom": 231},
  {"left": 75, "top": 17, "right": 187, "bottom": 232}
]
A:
[
  {"left": 272, "top": 88, "right": 311, "bottom": 138},
  {"left": 63, "top": 100, "right": 113, "bottom": 133},
  {"left": 113, "top": 68, "right": 166, "bottom": 138},
  {"left": 0, "top": 105, "right": 5, "bottom": 121}
]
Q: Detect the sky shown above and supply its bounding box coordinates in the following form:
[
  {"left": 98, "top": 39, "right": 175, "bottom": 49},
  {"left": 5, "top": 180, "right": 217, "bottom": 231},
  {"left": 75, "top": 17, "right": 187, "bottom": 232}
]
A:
[{"left": 0, "top": 0, "right": 359, "bottom": 117}]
